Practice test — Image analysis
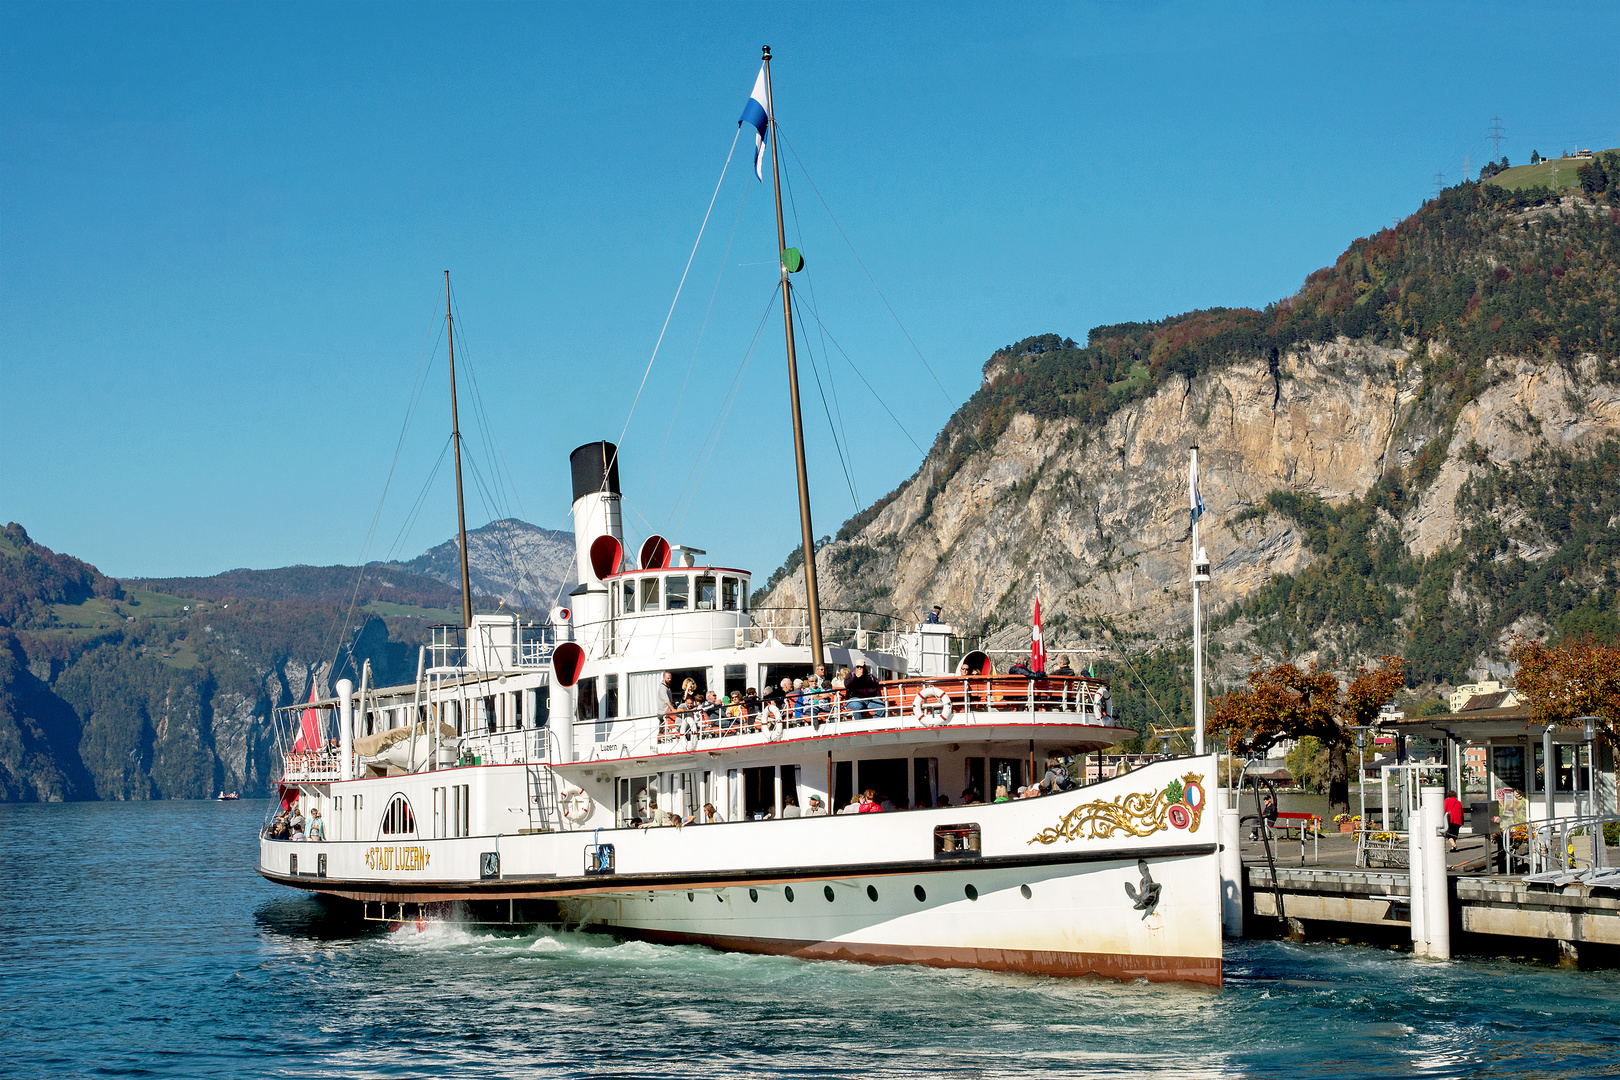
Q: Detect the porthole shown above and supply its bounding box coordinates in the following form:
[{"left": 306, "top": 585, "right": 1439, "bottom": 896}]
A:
[
  {"left": 749, "top": 888, "right": 759, "bottom": 903},
  {"left": 1020, "top": 884, "right": 1032, "bottom": 900},
  {"left": 914, "top": 884, "right": 927, "bottom": 902},
  {"left": 687, "top": 891, "right": 695, "bottom": 902},
  {"left": 964, "top": 883, "right": 978, "bottom": 901},
  {"left": 866, "top": 885, "right": 879, "bottom": 902},
  {"left": 784, "top": 886, "right": 795, "bottom": 902},
  {"left": 824, "top": 885, "right": 836, "bottom": 902}
]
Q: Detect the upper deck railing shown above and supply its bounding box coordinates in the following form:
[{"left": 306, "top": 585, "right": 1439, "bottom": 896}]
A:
[
  {"left": 428, "top": 620, "right": 556, "bottom": 673},
  {"left": 569, "top": 674, "right": 1115, "bottom": 763}
]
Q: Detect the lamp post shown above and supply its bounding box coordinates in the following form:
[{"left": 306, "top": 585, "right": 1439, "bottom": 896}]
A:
[{"left": 1577, "top": 716, "right": 1599, "bottom": 818}]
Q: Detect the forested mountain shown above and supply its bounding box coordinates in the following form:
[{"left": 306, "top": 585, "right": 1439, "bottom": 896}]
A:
[
  {"left": 762, "top": 178, "right": 1620, "bottom": 738},
  {"left": 0, "top": 521, "right": 561, "bottom": 802}
]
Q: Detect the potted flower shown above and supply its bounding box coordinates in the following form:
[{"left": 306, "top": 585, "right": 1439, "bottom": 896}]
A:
[{"left": 1334, "top": 813, "right": 1360, "bottom": 834}]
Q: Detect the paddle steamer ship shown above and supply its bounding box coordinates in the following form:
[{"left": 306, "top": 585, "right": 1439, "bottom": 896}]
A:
[{"left": 258, "top": 48, "right": 1225, "bottom": 984}]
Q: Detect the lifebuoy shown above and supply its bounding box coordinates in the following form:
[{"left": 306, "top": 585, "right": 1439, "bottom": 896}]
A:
[
  {"left": 560, "top": 787, "right": 592, "bottom": 824},
  {"left": 911, "top": 685, "right": 953, "bottom": 726}
]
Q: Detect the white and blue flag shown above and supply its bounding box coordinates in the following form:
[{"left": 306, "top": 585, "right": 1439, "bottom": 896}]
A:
[
  {"left": 739, "top": 64, "right": 770, "bottom": 180},
  {"left": 1189, "top": 456, "right": 1206, "bottom": 527}
]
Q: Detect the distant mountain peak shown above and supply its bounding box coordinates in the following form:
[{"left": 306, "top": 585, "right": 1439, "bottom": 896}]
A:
[{"left": 390, "top": 518, "right": 575, "bottom": 611}]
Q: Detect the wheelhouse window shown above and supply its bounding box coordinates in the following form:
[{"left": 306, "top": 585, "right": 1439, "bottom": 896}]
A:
[
  {"left": 695, "top": 575, "right": 717, "bottom": 610},
  {"left": 665, "top": 575, "right": 689, "bottom": 610},
  {"left": 382, "top": 794, "right": 417, "bottom": 836},
  {"left": 622, "top": 581, "right": 636, "bottom": 614},
  {"left": 640, "top": 576, "right": 660, "bottom": 611},
  {"left": 721, "top": 576, "right": 739, "bottom": 611}
]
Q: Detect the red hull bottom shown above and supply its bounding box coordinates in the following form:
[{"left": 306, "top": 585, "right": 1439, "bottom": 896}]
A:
[{"left": 608, "top": 925, "right": 1222, "bottom": 986}]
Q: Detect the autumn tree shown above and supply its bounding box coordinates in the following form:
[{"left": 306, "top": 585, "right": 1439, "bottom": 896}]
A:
[
  {"left": 1510, "top": 636, "right": 1620, "bottom": 738},
  {"left": 1210, "top": 655, "right": 1404, "bottom": 813}
]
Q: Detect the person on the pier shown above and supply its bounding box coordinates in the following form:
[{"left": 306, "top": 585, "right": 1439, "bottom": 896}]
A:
[
  {"left": 844, "top": 662, "right": 882, "bottom": 720},
  {"left": 1444, "top": 790, "right": 1463, "bottom": 851}
]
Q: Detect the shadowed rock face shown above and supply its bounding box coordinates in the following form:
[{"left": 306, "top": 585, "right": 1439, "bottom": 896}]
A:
[{"left": 761, "top": 341, "right": 1620, "bottom": 670}]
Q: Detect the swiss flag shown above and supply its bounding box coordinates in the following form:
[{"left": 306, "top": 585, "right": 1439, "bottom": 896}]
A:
[
  {"left": 1031, "top": 597, "right": 1046, "bottom": 675},
  {"left": 292, "top": 679, "right": 321, "bottom": 753}
]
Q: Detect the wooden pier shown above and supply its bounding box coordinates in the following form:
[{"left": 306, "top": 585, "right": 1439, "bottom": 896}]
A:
[{"left": 1239, "top": 832, "right": 1620, "bottom": 965}]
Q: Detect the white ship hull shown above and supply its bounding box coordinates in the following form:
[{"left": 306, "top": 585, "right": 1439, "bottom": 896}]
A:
[{"left": 262, "top": 756, "right": 1223, "bottom": 984}]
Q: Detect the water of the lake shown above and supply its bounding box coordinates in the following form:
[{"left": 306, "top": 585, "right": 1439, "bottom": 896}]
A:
[{"left": 3, "top": 799, "right": 1617, "bottom": 1078}]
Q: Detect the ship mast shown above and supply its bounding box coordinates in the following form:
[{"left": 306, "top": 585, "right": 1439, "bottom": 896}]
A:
[
  {"left": 762, "top": 45, "right": 825, "bottom": 666},
  {"left": 446, "top": 270, "right": 473, "bottom": 631}
]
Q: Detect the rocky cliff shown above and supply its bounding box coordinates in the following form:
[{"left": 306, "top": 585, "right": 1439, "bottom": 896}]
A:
[{"left": 764, "top": 184, "right": 1620, "bottom": 698}]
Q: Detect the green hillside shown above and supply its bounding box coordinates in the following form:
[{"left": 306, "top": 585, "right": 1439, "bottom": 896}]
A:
[{"left": 1486, "top": 150, "right": 1616, "bottom": 193}]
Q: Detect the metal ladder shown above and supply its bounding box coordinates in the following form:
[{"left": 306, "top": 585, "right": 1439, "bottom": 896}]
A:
[{"left": 526, "top": 764, "right": 558, "bottom": 832}]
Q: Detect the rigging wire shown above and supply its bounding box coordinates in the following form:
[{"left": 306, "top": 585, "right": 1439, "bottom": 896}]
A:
[
  {"left": 444, "top": 287, "right": 541, "bottom": 606},
  {"left": 781, "top": 159, "right": 859, "bottom": 509},
  {"left": 791, "top": 301, "right": 861, "bottom": 514},
  {"left": 1101, "top": 625, "right": 1189, "bottom": 753},
  {"left": 322, "top": 303, "right": 447, "bottom": 681},
  {"left": 640, "top": 169, "right": 753, "bottom": 515},
  {"left": 796, "top": 305, "right": 927, "bottom": 457},
  {"left": 666, "top": 284, "right": 781, "bottom": 539},
  {"left": 778, "top": 125, "right": 955, "bottom": 409},
  {"left": 605, "top": 126, "right": 742, "bottom": 492}
]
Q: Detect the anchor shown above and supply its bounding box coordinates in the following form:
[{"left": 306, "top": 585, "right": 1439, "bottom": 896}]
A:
[{"left": 1123, "top": 859, "right": 1162, "bottom": 919}]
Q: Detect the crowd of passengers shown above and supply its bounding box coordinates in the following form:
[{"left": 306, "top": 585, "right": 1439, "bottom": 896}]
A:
[
  {"left": 624, "top": 756, "right": 1079, "bottom": 828},
  {"left": 654, "top": 656, "right": 1095, "bottom": 740},
  {"left": 263, "top": 804, "right": 324, "bottom": 841}
]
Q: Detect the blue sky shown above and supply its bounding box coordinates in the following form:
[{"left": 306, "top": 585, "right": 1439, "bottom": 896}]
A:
[{"left": 4, "top": 2, "right": 1616, "bottom": 582}]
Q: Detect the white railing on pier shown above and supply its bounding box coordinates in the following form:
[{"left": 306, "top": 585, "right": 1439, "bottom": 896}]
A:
[{"left": 1524, "top": 814, "right": 1620, "bottom": 884}]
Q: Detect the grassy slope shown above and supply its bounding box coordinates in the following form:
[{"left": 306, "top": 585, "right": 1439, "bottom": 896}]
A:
[{"left": 1485, "top": 152, "right": 1612, "bottom": 192}]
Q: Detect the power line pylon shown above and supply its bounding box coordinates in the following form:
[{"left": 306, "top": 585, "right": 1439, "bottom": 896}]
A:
[
  {"left": 1488, "top": 116, "right": 1506, "bottom": 158},
  {"left": 1433, "top": 171, "right": 1445, "bottom": 198}
]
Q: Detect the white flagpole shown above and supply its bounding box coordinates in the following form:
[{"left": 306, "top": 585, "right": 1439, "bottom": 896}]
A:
[{"left": 1190, "top": 446, "right": 1206, "bottom": 756}]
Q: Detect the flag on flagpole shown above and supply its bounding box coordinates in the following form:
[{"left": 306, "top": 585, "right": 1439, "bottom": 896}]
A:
[
  {"left": 1189, "top": 455, "right": 1205, "bottom": 527},
  {"left": 292, "top": 679, "right": 320, "bottom": 753},
  {"left": 1031, "top": 597, "right": 1046, "bottom": 675},
  {"left": 738, "top": 65, "right": 770, "bottom": 181}
]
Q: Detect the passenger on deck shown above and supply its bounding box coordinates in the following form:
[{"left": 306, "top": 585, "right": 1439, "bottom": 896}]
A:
[
  {"left": 640, "top": 797, "right": 681, "bottom": 829},
  {"left": 804, "top": 794, "right": 826, "bottom": 816},
  {"left": 701, "top": 690, "right": 723, "bottom": 731},
  {"left": 1052, "top": 655, "right": 1075, "bottom": 677},
  {"left": 993, "top": 785, "right": 1010, "bottom": 803},
  {"left": 1040, "top": 757, "right": 1075, "bottom": 794},
  {"left": 961, "top": 787, "right": 981, "bottom": 805},
  {"left": 742, "top": 687, "right": 761, "bottom": 722},
  {"left": 858, "top": 789, "right": 884, "bottom": 813},
  {"left": 763, "top": 678, "right": 789, "bottom": 719},
  {"left": 790, "top": 679, "right": 806, "bottom": 723},
  {"left": 925, "top": 605, "right": 943, "bottom": 624},
  {"left": 306, "top": 808, "right": 326, "bottom": 840},
  {"left": 936, "top": 795, "right": 951, "bottom": 807},
  {"left": 805, "top": 665, "right": 830, "bottom": 725},
  {"left": 781, "top": 796, "right": 801, "bottom": 818},
  {"left": 687, "top": 802, "right": 723, "bottom": 824},
  {"left": 844, "top": 663, "right": 883, "bottom": 721},
  {"left": 660, "top": 671, "right": 677, "bottom": 710},
  {"left": 676, "top": 691, "right": 700, "bottom": 737},
  {"left": 289, "top": 807, "right": 306, "bottom": 840},
  {"left": 722, "top": 694, "right": 745, "bottom": 733}
]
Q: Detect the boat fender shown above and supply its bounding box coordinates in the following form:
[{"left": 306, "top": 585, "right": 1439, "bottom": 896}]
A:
[
  {"left": 911, "top": 685, "right": 953, "bottom": 726},
  {"left": 561, "top": 787, "right": 593, "bottom": 824}
]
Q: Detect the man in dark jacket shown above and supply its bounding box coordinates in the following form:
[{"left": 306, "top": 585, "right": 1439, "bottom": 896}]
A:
[{"left": 844, "top": 662, "right": 883, "bottom": 721}]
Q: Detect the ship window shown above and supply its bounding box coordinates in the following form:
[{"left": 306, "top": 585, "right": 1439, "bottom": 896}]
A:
[
  {"left": 484, "top": 695, "right": 497, "bottom": 734},
  {"left": 665, "top": 575, "right": 689, "bottom": 609},
  {"left": 721, "top": 576, "right": 739, "bottom": 611},
  {"left": 622, "top": 581, "right": 636, "bottom": 614},
  {"left": 382, "top": 794, "right": 417, "bottom": 836},
  {"left": 641, "top": 576, "right": 660, "bottom": 611},
  {"left": 740, "top": 580, "right": 749, "bottom": 613},
  {"left": 577, "top": 677, "right": 599, "bottom": 721},
  {"left": 513, "top": 691, "right": 523, "bottom": 729},
  {"left": 603, "top": 673, "right": 619, "bottom": 720},
  {"left": 723, "top": 664, "right": 747, "bottom": 700},
  {"left": 695, "top": 575, "right": 717, "bottom": 610}
]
